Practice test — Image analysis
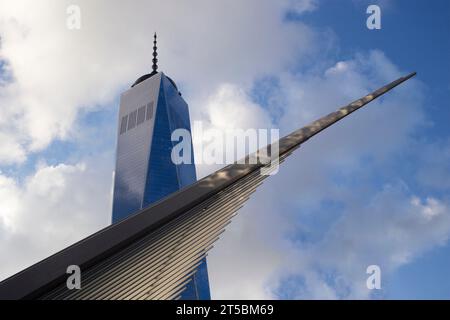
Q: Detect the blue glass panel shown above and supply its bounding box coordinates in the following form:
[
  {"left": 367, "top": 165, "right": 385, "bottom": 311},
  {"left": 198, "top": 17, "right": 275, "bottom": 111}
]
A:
[
  {"left": 143, "top": 81, "right": 179, "bottom": 206},
  {"left": 163, "top": 75, "right": 197, "bottom": 188},
  {"left": 111, "top": 176, "right": 141, "bottom": 222}
]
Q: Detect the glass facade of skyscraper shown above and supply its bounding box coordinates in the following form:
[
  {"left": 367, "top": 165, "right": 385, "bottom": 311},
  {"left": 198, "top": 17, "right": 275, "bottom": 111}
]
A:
[{"left": 112, "top": 72, "right": 210, "bottom": 300}]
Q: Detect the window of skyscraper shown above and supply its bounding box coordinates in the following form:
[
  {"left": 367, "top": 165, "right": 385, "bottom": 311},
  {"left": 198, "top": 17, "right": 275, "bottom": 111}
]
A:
[
  {"left": 120, "top": 115, "right": 128, "bottom": 134},
  {"left": 127, "top": 110, "right": 137, "bottom": 130},
  {"left": 146, "top": 101, "right": 154, "bottom": 121},
  {"left": 137, "top": 106, "right": 146, "bottom": 125}
]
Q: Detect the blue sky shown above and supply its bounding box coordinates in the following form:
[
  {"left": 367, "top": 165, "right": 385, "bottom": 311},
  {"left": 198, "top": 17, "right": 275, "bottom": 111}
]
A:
[
  {"left": 304, "top": 0, "right": 450, "bottom": 298},
  {"left": 300, "top": 0, "right": 450, "bottom": 136},
  {"left": 0, "top": 0, "right": 449, "bottom": 299}
]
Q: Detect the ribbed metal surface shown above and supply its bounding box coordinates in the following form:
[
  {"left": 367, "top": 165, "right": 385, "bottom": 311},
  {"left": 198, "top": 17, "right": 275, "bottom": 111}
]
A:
[{"left": 41, "top": 152, "right": 293, "bottom": 300}]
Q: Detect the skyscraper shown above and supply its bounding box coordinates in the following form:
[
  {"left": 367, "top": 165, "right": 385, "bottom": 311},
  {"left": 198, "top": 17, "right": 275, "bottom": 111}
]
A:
[{"left": 111, "top": 34, "right": 210, "bottom": 300}]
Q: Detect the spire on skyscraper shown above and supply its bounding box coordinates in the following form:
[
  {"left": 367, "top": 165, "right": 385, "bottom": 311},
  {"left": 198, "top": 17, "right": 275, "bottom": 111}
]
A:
[
  {"left": 131, "top": 32, "right": 160, "bottom": 87},
  {"left": 131, "top": 32, "right": 178, "bottom": 92},
  {"left": 152, "top": 32, "right": 158, "bottom": 75}
]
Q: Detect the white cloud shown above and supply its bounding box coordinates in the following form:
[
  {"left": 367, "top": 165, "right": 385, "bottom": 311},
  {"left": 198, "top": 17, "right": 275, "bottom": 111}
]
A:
[
  {"left": 289, "top": 0, "right": 319, "bottom": 13},
  {"left": 193, "top": 83, "right": 274, "bottom": 176},
  {"left": 0, "top": 0, "right": 317, "bottom": 163},
  {"left": 0, "top": 131, "right": 26, "bottom": 164},
  {"left": 278, "top": 185, "right": 450, "bottom": 299},
  {"left": 0, "top": 155, "right": 112, "bottom": 281},
  {"left": 206, "top": 51, "right": 450, "bottom": 299}
]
